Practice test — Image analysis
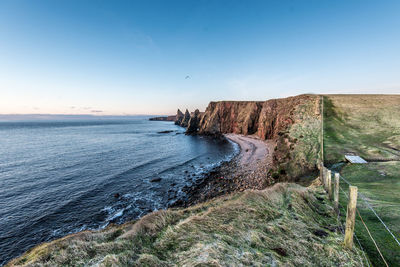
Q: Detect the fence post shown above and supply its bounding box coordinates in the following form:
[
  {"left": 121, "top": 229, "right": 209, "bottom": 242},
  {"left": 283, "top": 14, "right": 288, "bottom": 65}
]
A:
[
  {"left": 327, "top": 170, "right": 332, "bottom": 199},
  {"left": 319, "top": 163, "right": 324, "bottom": 184},
  {"left": 344, "top": 186, "right": 358, "bottom": 249},
  {"left": 334, "top": 173, "right": 340, "bottom": 212},
  {"left": 324, "top": 169, "right": 330, "bottom": 192}
]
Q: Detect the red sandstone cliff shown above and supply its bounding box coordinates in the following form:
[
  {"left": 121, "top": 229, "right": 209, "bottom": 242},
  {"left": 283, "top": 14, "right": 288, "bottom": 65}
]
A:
[
  {"left": 197, "top": 95, "right": 322, "bottom": 179},
  {"left": 198, "top": 95, "right": 317, "bottom": 139}
]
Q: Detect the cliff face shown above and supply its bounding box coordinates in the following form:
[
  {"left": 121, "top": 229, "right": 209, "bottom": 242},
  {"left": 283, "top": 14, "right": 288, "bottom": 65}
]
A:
[
  {"left": 198, "top": 101, "right": 264, "bottom": 136},
  {"left": 197, "top": 95, "right": 322, "bottom": 179},
  {"left": 198, "top": 95, "right": 315, "bottom": 139}
]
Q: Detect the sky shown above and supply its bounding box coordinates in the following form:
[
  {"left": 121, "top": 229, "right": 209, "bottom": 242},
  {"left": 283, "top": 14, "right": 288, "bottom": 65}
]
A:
[{"left": 1, "top": 0, "right": 400, "bottom": 115}]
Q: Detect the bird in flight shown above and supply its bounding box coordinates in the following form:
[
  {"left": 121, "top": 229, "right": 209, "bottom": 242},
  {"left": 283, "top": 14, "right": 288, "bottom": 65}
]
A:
[{"left": 185, "top": 75, "right": 190, "bottom": 79}]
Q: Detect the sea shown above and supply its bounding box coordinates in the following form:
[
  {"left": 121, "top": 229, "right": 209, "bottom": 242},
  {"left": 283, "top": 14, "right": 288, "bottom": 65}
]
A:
[{"left": 0, "top": 117, "right": 238, "bottom": 265}]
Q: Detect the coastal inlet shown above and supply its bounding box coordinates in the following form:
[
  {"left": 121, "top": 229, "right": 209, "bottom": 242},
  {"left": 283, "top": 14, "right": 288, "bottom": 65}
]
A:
[{"left": 0, "top": 118, "right": 238, "bottom": 266}]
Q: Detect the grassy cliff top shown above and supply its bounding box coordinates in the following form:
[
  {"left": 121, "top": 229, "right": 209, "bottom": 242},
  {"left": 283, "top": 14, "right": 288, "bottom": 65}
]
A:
[
  {"left": 324, "top": 94, "right": 400, "bottom": 163},
  {"left": 8, "top": 183, "right": 363, "bottom": 266},
  {"left": 323, "top": 94, "right": 400, "bottom": 266}
]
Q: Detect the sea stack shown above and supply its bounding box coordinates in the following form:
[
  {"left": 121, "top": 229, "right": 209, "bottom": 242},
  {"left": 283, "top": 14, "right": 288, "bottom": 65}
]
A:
[
  {"left": 186, "top": 109, "right": 201, "bottom": 134},
  {"left": 174, "top": 109, "right": 184, "bottom": 125},
  {"left": 180, "top": 109, "right": 190, "bottom": 127}
]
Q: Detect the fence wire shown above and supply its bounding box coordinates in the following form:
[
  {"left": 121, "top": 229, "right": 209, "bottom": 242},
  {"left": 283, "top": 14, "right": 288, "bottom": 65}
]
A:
[
  {"left": 338, "top": 204, "right": 370, "bottom": 267},
  {"left": 338, "top": 173, "right": 400, "bottom": 247},
  {"left": 324, "top": 167, "right": 399, "bottom": 266}
]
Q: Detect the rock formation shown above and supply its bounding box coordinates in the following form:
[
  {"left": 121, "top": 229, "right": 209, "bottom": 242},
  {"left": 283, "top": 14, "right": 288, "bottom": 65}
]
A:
[
  {"left": 170, "top": 95, "right": 321, "bottom": 179},
  {"left": 195, "top": 95, "right": 322, "bottom": 179},
  {"left": 180, "top": 109, "right": 190, "bottom": 127},
  {"left": 197, "top": 96, "right": 316, "bottom": 139},
  {"left": 174, "top": 109, "right": 184, "bottom": 125},
  {"left": 198, "top": 101, "right": 263, "bottom": 136},
  {"left": 186, "top": 109, "right": 201, "bottom": 134}
]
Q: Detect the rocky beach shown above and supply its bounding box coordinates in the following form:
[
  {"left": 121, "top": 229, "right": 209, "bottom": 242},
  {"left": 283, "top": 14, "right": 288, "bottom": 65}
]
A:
[{"left": 172, "top": 134, "right": 276, "bottom": 207}]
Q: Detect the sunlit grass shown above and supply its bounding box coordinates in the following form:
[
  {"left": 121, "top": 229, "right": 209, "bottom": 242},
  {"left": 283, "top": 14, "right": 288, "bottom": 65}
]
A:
[
  {"left": 8, "top": 183, "right": 363, "bottom": 266},
  {"left": 337, "top": 163, "right": 400, "bottom": 266},
  {"left": 324, "top": 95, "right": 400, "bottom": 163},
  {"left": 323, "top": 94, "right": 400, "bottom": 266}
]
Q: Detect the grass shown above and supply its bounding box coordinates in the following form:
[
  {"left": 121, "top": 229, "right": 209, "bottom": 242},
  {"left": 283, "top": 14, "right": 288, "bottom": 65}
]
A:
[
  {"left": 323, "top": 94, "right": 400, "bottom": 163},
  {"left": 323, "top": 94, "right": 400, "bottom": 266},
  {"left": 337, "top": 163, "right": 400, "bottom": 267},
  {"left": 7, "top": 183, "right": 364, "bottom": 266}
]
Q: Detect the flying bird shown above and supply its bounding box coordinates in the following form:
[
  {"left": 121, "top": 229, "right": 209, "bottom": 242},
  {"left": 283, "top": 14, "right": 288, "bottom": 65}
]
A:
[{"left": 185, "top": 75, "right": 190, "bottom": 79}]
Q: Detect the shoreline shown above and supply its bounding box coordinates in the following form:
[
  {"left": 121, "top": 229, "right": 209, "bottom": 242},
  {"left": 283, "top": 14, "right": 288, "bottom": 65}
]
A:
[
  {"left": 4, "top": 133, "right": 273, "bottom": 266},
  {"left": 171, "top": 134, "right": 275, "bottom": 207}
]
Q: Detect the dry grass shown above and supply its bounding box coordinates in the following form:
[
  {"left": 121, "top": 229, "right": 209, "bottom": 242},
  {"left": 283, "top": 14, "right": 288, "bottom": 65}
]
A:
[{"left": 8, "top": 183, "right": 364, "bottom": 267}]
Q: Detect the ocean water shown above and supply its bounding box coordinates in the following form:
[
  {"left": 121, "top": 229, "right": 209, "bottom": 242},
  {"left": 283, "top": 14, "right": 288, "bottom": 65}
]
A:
[{"left": 0, "top": 118, "right": 238, "bottom": 265}]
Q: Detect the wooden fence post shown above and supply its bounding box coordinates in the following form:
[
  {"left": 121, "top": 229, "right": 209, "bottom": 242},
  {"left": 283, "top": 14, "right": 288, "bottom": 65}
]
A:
[
  {"left": 320, "top": 163, "right": 324, "bottom": 184},
  {"left": 324, "top": 169, "right": 330, "bottom": 192},
  {"left": 334, "top": 173, "right": 340, "bottom": 212},
  {"left": 327, "top": 170, "right": 332, "bottom": 199},
  {"left": 344, "top": 186, "right": 358, "bottom": 249}
]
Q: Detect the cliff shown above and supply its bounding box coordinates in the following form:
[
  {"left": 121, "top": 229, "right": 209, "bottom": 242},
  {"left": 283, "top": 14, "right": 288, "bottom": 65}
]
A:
[{"left": 195, "top": 95, "right": 322, "bottom": 179}]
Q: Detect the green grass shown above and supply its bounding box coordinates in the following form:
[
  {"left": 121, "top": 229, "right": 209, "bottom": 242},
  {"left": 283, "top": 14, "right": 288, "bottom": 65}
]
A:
[
  {"left": 323, "top": 95, "right": 400, "bottom": 163},
  {"left": 323, "top": 94, "right": 400, "bottom": 266},
  {"left": 8, "top": 183, "right": 364, "bottom": 266},
  {"left": 337, "top": 163, "right": 400, "bottom": 267}
]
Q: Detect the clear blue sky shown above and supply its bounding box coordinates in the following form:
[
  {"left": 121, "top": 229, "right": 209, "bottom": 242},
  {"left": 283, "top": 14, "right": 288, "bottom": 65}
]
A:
[{"left": 1, "top": 0, "right": 399, "bottom": 115}]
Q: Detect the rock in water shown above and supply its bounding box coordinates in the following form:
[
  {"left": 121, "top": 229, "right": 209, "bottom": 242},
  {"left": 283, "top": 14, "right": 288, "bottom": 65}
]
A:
[
  {"left": 180, "top": 109, "right": 190, "bottom": 127},
  {"left": 174, "top": 109, "right": 184, "bottom": 125},
  {"left": 186, "top": 109, "right": 201, "bottom": 134}
]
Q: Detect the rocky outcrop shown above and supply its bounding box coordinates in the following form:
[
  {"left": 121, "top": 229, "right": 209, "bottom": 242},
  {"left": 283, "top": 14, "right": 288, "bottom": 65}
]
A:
[
  {"left": 196, "top": 95, "right": 322, "bottom": 179},
  {"left": 186, "top": 109, "right": 201, "bottom": 134},
  {"left": 180, "top": 109, "right": 191, "bottom": 127},
  {"left": 174, "top": 109, "right": 184, "bottom": 125},
  {"left": 198, "top": 101, "right": 264, "bottom": 136},
  {"left": 197, "top": 95, "right": 317, "bottom": 139},
  {"left": 170, "top": 95, "right": 321, "bottom": 179}
]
